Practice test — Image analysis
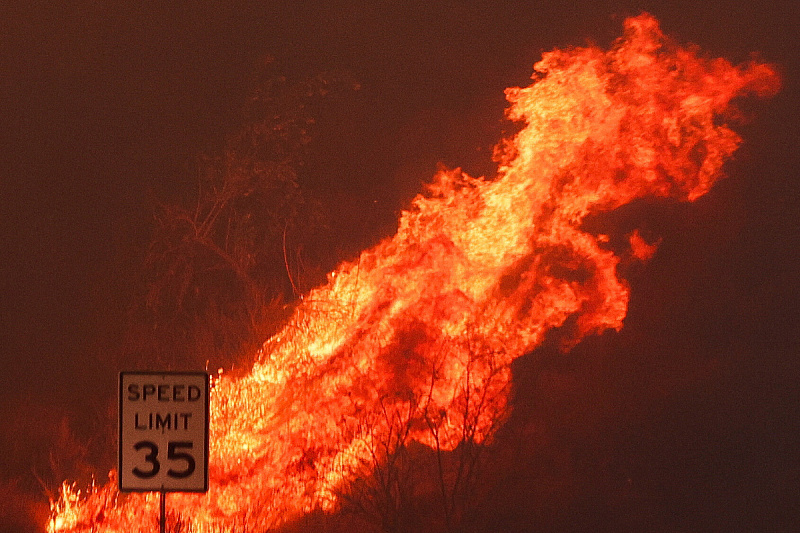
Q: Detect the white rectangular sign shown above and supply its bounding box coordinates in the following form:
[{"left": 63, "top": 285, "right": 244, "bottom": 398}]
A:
[{"left": 119, "top": 372, "right": 209, "bottom": 492}]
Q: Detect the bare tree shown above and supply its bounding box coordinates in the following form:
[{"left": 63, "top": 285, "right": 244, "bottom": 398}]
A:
[
  {"left": 336, "top": 332, "right": 511, "bottom": 533},
  {"left": 424, "top": 340, "right": 510, "bottom": 533},
  {"left": 127, "top": 61, "right": 353, "bottom": 370}
]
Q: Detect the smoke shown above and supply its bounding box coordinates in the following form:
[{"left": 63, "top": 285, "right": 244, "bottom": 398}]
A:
[{"left": 49, "top": 13, "right": 780, "bottom": 532}]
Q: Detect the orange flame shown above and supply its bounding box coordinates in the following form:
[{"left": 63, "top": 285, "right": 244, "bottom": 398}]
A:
[{"left": 49, "top": 14, "right": 779, "bottom": 532}]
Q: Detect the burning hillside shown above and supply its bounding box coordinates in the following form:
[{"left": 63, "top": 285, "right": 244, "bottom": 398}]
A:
[{"left": 49, "top": 14, "right": 779, "bottom": 532}]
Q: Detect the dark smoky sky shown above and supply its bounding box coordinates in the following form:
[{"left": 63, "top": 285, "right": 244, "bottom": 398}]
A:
[{"left": 0, "top": 0, "right": 798, "bottom": 527}]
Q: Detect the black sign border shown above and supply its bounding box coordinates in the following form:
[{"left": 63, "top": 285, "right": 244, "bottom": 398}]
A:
[{"left": 118, "top": 371, "right": 210, "bottom": 493}]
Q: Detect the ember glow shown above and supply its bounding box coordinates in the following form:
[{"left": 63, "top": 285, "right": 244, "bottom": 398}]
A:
[{"left": 49, "top": 14, "right": 779, "bottom": 532}]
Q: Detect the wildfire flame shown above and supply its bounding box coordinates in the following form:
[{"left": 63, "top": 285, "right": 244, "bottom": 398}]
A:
[{"left": 50, "top": 14, "right": 779, "bottom": 532}]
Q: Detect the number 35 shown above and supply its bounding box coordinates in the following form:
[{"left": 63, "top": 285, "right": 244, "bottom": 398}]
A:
[{"left": 132, "top": 441, "right": 195, "bottom": 478}]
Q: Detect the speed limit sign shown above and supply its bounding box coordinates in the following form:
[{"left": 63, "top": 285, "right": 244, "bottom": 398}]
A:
[{"left": 119, "top": 372, "right": 209, "bottom": 492}]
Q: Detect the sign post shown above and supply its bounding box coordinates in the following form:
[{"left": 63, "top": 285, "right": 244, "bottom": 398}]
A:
[
  {"left": 160, "top": 489, "right": 166, "bottom": 533},
  {"left": 119, "top": 372, "right": 210, "bottom": 529}
]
